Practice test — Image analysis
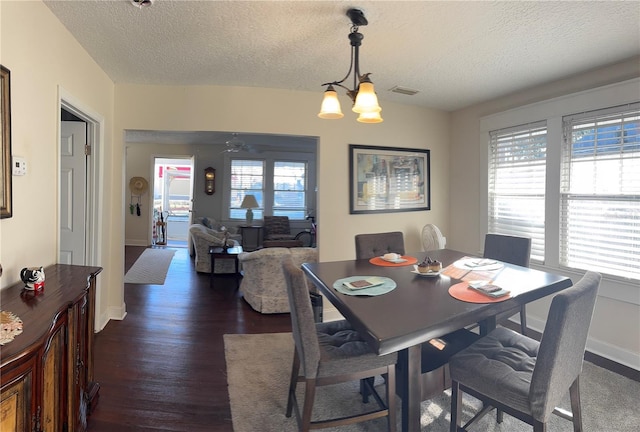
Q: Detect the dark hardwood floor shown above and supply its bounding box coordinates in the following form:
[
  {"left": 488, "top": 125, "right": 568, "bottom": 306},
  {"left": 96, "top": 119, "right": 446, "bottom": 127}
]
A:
[{"left": 88, "top": 246, "right": 292, "bottom": 431}]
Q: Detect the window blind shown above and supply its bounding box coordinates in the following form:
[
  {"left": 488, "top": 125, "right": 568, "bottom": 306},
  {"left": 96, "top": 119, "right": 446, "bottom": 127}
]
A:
[
  {"left": 273, "top": 161, "right": 307, "bottom": 219},
  {"left": 560, "top": 102, "right": 640, "bottom": 280},
  {"left": 230, "top": 159, "right": 264, "bottom": 219},
  {"left": 488, "top": 121, "right": 547, "bottom": 262}
]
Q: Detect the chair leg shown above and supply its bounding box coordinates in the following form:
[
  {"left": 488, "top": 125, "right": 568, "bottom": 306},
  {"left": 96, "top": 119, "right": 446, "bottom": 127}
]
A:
[
  {"left": 569, "top": 377, "right": 583, "bottom": 432},
  {"left": 450, "top": 380, "right": 462, "bottom": 432},
  {"left": 533, "top": 420, "right": 547, "bottom": 432},
  {"left": 386, "top": 366, "right": 397, "bottom": 432},
  {"left": 301, "top": 378, "right": 317, "bottom": 432},
  {"left": 496, "top": 408, "right": 504, "bottom": 423},
  {"left": 520, "top": 304, "right": 528, "bottom": 335},
  {"left": 286, "top": 351, "right": 300, "bottom": 417}
]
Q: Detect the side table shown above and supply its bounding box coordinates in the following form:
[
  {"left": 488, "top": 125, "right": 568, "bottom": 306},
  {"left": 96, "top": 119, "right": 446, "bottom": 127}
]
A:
[
  {"left": 208, "top": 246, "right": 243, "bottom": 289},
  {"left": 239, "top": 225, "right": 263, "bottom": 251}
]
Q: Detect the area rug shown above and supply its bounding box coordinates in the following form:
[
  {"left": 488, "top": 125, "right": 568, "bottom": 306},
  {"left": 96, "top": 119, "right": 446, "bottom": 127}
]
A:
[
  {"left": 224, "top": 332, "right": 640, "bottom": 432},
  {"left": 124, "top": 248, "right": 176, "bottom": 285}
]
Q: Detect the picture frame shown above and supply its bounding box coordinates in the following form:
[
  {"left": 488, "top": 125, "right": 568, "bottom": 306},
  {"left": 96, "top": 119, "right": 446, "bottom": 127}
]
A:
[
  {"left": 1, "top": 65, "right": 12, "bottom": 219},
  {"left": 349, "top": 144, "right": 430, "bottom": 214}
]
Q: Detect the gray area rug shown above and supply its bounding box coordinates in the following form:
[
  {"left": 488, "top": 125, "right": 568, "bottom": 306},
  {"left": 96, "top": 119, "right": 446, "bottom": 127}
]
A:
[
  {"left": 124, "top": 248, "right": 176, "bottom": 285},
  {"left": 224, "top": 332, "right": 640, "bottom": 432}
]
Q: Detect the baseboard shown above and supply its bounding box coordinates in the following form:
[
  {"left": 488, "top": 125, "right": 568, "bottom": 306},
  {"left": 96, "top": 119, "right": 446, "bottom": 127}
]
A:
[
  {"left": 125, "top": 239, "right": 148, "bottom": 246},
  {"left": 95, "top": 303, "right": 127, "bottom": 332}
]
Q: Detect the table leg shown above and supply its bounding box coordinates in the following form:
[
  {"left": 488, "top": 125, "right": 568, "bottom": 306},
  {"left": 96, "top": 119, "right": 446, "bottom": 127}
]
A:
[
  {"left": 399, "top": 345, "right": 422, "bottom": 432},
  {"left": 210, "top": 255, "right": 215, "bottom": 287},
  {"left": 234, "top": 256, "right": 240, "bottom": 289}
]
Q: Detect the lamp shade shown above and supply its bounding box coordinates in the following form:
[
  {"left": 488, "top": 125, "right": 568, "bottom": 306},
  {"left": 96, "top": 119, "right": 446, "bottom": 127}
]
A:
[
  {"left": 240, "top": 194, "right": 259, "bottom": 209},
  {"left": 357, "top": 110, "right": 383, "bottom": 123},
  {"left": 352, "top": 82, "right": 382, "bottom": 114},
  {"left": 318, "top": 87, "right": 344, "bottom": 119}
]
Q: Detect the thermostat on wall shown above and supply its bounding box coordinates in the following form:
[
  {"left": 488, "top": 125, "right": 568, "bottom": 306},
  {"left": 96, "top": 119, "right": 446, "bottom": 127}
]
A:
[{"left": 13, "top": 156, "right": 27, "bottom": 176}]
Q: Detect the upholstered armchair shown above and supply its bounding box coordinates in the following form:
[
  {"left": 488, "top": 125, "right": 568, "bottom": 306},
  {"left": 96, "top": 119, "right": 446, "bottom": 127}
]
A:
[
  {"left": 189, "top": 224, "right": 240, "bottom": 273},
  {"left": 238, "top": 247, "right": 318, "bottom": 313}
]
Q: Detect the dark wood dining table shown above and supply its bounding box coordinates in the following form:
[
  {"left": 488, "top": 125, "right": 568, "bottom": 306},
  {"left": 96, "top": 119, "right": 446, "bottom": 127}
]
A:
[{"left": 301, "top": 248, "right": 573, "bottom": 432}]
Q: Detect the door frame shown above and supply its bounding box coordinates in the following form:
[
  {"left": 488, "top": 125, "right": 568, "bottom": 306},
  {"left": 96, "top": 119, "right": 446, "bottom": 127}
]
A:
[{"left": 57, "top": 87, "right": 103, "bottom": 268}]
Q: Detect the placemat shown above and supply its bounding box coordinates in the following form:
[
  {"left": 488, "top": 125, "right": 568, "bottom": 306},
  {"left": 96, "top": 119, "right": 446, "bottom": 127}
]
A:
[
  {"left": 333, "top": 276, "right": 397, "bottom": 296},
  {"left": 448, "top": 282, "right": 511, "bottom": 303},
  {"left": 369, "top": 256, "right": 418, "bottom": 267}
]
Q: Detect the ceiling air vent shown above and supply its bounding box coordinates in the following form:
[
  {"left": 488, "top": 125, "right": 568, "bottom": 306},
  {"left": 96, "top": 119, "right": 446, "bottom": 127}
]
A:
[{"left": 389, "top": 86, "right": 419, "bottom": 96}]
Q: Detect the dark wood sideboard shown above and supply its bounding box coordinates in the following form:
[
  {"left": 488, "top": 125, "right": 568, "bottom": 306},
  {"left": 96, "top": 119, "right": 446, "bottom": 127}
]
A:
[{"left": 1, "top": 265, "right": 102, "bottom": 432}]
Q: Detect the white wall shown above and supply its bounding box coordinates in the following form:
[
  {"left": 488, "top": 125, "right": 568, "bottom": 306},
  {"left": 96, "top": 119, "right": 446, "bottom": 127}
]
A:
[
  {"left": 450, "top": 58, "right": 640, "bottom": 370},
  {"left": 0, "top": 1, "right": 118, "bottom": 330},
  {"left": 115, "top": 84, "right": 451, "bottom": 262}
]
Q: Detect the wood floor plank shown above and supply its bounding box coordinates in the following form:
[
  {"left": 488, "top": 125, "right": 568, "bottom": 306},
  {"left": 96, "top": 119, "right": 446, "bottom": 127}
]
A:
[{"left": 88, "top": 246, "right": 291, "bottom": 431}]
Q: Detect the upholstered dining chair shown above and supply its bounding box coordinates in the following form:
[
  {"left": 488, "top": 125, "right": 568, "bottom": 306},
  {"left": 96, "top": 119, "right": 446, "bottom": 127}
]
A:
[
  {"left": 421, "top": 224, "right": 446, "bottom": 251},
  {"left": 282, "top": 256, "right": 398, "bottom": 431},
  {"left": 355, "top": 231, "right": 405, "bottom": 260},
  {"left": 483, "top": 233, "right": 532, "bottom": 335},
  {"left": 449, "top": 271, "right": 601, "bottom": 432}
]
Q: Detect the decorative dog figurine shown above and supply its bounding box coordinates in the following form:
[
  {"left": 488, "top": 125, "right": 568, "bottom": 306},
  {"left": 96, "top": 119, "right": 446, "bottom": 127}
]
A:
[{"left": 20, "top": 266, "right": 45, "bottom": 291}]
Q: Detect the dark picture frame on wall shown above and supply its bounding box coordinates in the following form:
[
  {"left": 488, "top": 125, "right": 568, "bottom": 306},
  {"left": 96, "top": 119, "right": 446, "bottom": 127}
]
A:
[
  {"left": 349, "top": 144, "right": 430, "bottom": 214},
  {"left": 1, "top": 65, "right": 12, "bottom": 219}
]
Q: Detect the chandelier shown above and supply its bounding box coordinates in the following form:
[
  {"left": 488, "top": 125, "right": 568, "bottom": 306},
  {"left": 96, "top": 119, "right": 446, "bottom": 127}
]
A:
[{"left": 318, "top": 8, "right": 383, "bottom": 123}]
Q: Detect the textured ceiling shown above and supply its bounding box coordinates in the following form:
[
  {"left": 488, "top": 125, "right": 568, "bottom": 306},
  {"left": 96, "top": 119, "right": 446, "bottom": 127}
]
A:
[{"left": 45, "top": 0, "right": 640, "bottom": 113}]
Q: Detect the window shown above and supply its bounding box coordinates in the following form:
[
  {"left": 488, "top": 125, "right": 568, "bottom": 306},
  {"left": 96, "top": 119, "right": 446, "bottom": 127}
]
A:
[
  {"left": 488, "top": 122, "right": 547, "bottom": 262},
  {"left": 273, "top": 161, "right": 307, "bottom": 219},
  {"left": 560, "top": 103, "right": 640, "bottom": 279},
  {"left": 229, "top": 159, "right": 264, "bottom": 220},
  {"left": 228, "top": 158, "right": 310, "bottom": 221}
]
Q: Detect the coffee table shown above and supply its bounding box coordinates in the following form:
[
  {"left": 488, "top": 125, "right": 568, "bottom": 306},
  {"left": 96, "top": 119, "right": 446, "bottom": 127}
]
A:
[{"left": 208, "top": 246, "right": 243, "bottom": 288}]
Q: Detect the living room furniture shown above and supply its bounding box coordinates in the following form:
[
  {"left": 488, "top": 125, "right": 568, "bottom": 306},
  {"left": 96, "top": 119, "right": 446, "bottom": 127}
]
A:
[
  {"left": 238, "top": 246, "right": 318, "bottom": 313},
  {"left": 262, "top": 216, "right": 297, "bottom": 247},
  {"left": 0, "top": 265, "right": 102, "bottom": 432},
  {"left": 483, "top": 233, "right": 532, "bottom": 335},
  {"left": 301, "top": 249, "right": 573, "bottom": 432},
  {"left": 282, "top": 255, "right": 398, "bottom": 431},
  {"left": 449, "top": 271, "right": 600, "bottom": 432},
  {"left": 209, "top": 246, "right": 243, "bottom": 289},
  {"left": 189, "top": 221, "right": 240, "bottom": 273},
  {"left": 238, "top": 225, "right": 262, "bottom": 251},
  {"left": 354, "top": 231, "right": 406, "bottom": 259}
]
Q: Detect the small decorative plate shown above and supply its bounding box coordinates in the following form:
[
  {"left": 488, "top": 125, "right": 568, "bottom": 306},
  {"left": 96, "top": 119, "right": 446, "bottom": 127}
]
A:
[
  {"left": 1, "top": 310, "right": 24, "bottom": 345},
  {"left": 411, "top": 265, "right": 442, "bottom": 277},
  {"left": 333, "top": 276, "right": 397, "bottom": 296}
]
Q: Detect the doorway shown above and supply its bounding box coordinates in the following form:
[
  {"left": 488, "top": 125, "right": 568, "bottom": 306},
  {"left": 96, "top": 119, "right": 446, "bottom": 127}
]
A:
[{"left": 152, "top": 157, "right": 194, "bottom": 247}]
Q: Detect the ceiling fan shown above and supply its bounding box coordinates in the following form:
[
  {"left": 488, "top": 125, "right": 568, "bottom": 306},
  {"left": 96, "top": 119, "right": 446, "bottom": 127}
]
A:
[{"left": 221, "top": 133, "right": 251, "bottom": 153}]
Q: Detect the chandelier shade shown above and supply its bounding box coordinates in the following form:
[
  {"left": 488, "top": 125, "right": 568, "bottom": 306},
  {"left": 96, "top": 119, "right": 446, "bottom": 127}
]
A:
[{"left": 318, "top": 8, "right": 383, "bottom": 123}]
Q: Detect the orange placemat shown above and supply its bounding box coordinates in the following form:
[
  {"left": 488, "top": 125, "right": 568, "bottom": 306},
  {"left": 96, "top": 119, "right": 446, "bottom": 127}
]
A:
[
  {"left": 369, "top": 256, "right": 418, "bottom": 267},
  {"left": 448, "top": 282, "right": 511, "bottom": 303}
]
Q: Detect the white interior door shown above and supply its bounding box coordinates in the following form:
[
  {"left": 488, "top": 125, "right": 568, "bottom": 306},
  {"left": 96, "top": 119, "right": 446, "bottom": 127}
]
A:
[{"left": 59, "top": 121, "right": 87, "bottom": 264}]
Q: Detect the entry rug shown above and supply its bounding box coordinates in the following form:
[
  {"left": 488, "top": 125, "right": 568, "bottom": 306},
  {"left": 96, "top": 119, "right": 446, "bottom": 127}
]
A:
[
  {"left": 124, "top": 248, "right": 176, "bottom": 285},
  {"left": 224, "top": 332, "right": 640, "bottom": 431}
]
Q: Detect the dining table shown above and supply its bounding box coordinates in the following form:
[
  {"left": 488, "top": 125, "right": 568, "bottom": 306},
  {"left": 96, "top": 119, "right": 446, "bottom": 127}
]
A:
[{"left": 301, "top": 248, "right": 573, "bottom": 432}]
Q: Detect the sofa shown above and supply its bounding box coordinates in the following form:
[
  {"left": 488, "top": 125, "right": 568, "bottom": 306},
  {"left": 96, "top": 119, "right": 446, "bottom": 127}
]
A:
[
  {"left": 238, "top": 247, "right": 318, "bottom": 313},
  {"left": 189, "top": 217, "right": 241, "bottom": 273}
]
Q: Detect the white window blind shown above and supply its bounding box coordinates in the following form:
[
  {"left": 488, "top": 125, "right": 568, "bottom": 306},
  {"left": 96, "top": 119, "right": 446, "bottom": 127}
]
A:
[
  {"left": 488, "top": 121, "right": 547, "bottom": 262},
  {"left": 273, "top": 161, "right": 307, "bottom": 219},
  {"left": 229, "top": 159, "right": 264, "bottom": 219},
  {"left": 560, "top": 103, "right": 640, "bottom": 280}
]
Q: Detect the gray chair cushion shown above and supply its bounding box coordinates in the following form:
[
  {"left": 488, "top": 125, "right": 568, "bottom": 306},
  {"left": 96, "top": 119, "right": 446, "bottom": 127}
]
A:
[{"left": 450, "top": 326, "right": 539, "bottom": 415}]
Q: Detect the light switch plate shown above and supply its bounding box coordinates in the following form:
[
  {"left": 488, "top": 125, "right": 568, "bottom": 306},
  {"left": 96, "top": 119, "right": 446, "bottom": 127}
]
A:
[{"left": 13, "top": 156, "right": 27, "bottom": 175}]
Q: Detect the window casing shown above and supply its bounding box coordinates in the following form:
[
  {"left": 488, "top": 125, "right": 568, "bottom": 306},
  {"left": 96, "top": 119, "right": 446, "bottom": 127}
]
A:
[
  {"left": 488, "top": 122, "right": 547, "bottom": 262},
  {"left": 228, "top": 158, "right": 310, "bottom": 221},
  {"left": 560, "top": 103, "right": 640, "bottom": 280}
]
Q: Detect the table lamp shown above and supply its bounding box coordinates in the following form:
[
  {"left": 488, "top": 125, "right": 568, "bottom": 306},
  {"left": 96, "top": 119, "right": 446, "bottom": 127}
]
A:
[{"left": 240, "top": 194, "right": 259, "bottom": 225}]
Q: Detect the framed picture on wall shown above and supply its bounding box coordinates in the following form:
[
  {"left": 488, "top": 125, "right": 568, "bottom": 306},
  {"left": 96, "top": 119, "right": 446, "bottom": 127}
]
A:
[
  {"left": 1, "top": 65, "right": 12, "bottom": 219},
  {"left": 349, "top": 144, "right": 430, "bottom": 214}
]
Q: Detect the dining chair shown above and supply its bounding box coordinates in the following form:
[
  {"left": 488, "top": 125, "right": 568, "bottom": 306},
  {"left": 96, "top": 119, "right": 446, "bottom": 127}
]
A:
[
  {"left": 421, "top": 224, "right": 446, "bottom": 251},
  {"left": 483, "top": 233, "right": 532, "bottom": 335},
  {"left": 355, "top": 231, "right": 405, "bottom": 260},
  {"left": 449, "top": 271, "right": 601, "bottom": 432},
  {"left": 282, "top": 256, "right": 398, "bottom": 431}
]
